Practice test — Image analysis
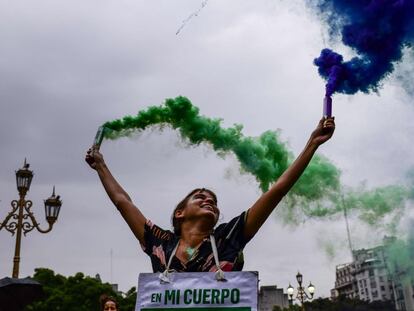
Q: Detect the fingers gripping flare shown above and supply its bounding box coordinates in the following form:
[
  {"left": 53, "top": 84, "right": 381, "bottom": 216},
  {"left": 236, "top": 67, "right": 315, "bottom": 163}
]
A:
[{"left": 323, "top": 118, "right": 335, "bottom": 129}]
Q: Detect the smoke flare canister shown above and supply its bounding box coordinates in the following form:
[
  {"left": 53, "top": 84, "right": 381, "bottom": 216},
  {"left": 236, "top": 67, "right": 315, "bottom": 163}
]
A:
[
  {"left": 323, "top": 96, "right": 332, "bottom": 118},
  {"left": 93, "top": 126, "right": 105, "bottom": 149}
]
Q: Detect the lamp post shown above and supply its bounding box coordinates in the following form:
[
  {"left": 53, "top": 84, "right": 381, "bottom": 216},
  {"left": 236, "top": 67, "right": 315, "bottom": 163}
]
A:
[
  {"left": 0, "top": 160, "right": 62, "bottom": 278},
  {"left": 287, "top": 272, "right": 315, "bottom": 311}
]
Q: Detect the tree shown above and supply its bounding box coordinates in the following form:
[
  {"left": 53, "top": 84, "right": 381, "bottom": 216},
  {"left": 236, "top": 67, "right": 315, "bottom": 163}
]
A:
[
  {"left": 118, "top": 286, "right": 137, "bottom": 311},
  {"left": 24, "top": 268, "right": 137, "bottom": 311}
]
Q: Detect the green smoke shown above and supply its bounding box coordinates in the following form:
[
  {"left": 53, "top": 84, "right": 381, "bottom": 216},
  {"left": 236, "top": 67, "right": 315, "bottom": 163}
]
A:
[
  {"left": 279, "top": 183, "right": 410, "bottom": 229},
  {"left": 102, "top": 96, "right": 340, "bottom": 201},
  {"left": 322, "top": 185, "right": 407, "bottom": 221},
  {"left": 383, "top": 173, "right": 414, "bottom": 282},
  {"left": 385, "top": 226, "right": 414, "bottom": 285}
]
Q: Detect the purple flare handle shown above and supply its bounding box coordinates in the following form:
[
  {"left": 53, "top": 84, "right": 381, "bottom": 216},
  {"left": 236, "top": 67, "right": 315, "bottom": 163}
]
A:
[{"left": 323, "top": 96, "right": 332, "bottom": 118}]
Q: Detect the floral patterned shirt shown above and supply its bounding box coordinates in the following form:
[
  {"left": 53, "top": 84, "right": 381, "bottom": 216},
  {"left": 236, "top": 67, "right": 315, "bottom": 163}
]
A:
[{"left": 141, "top": 212, "right": 250, "bottom": 273}]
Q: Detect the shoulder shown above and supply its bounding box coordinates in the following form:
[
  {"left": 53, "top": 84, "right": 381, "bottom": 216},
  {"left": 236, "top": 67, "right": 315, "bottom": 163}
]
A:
[
  {"left": 214, "top": 211, "right": 247, "bottom": 238},
  {"left": 145, "top": 219, "right": 174, "bottom": 242}
]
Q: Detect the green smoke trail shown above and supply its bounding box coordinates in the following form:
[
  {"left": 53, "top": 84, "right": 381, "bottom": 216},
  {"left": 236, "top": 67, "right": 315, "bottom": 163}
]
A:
[
  {"left": 327, "top": 185, "right": 406, "bottom": 222},
  {"left": 346, "top": 186, "right": 408, "bottom": 229},
  {"left": 102, "top": 96, "right": 340, "bottom": 201},
  {"left": 279, "top": 184, "right": 410, "bottom": 229}
]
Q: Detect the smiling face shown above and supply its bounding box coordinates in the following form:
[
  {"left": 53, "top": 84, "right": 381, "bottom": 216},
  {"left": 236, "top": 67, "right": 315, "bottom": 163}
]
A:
[
  {"left": 172, "top": 188, "right": 219, "bottom": 235},
  {"left": 185, "top": 190, "right": 220, "bottom": 220}
]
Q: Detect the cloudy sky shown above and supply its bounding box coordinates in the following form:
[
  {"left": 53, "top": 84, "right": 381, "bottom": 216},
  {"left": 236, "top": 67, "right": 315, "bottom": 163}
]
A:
[{"left": 1, "top": 0, "right": 413, "bottom": 297}]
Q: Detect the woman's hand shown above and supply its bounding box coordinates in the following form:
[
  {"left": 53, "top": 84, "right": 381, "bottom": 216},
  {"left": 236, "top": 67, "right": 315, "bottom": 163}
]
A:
[
  {"left": 309, "top": 117, "right": 335, "bottom": 147},
  {"left": 85, "top": 147, "right": 105, "bottom": 170}
]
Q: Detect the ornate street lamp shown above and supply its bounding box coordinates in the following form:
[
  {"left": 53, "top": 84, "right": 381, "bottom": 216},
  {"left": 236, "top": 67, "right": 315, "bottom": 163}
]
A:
[
  {"left": 44, "top": 187, "right": 62, "bottom": 225},
  {"left": 15, "top": 159, "right": 33, "bottom": 196},
  {"left": 0, "top": 160, "right": 62, "bottom": 278},
  {"left": 287, "top": 272, "right": 315, "bottom": 310}
]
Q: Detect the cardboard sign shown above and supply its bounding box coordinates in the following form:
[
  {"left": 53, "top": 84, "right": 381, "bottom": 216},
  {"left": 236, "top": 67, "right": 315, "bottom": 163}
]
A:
[{"left": 136, "top": 272, "right": 258, "bottom": 311}]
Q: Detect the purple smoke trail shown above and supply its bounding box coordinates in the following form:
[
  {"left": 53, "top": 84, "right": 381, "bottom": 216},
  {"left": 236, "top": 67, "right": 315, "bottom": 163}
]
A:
[{"left": 311, "top": 0, "right": 414, "bottom": 97}]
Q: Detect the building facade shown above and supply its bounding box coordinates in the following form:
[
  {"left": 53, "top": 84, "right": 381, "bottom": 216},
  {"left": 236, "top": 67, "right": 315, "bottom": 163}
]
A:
[
  {"left": 333, "top": 262, "right": 358, "bottom": 299},
  {"left": 353, "top": 247, "right": 394, "bottom": 302},
  {"left": 258, "top": 285, "right": 290, "bottom": 311},
  {"left": 332, "top": 240, "right": 414, "bottom": 310}
]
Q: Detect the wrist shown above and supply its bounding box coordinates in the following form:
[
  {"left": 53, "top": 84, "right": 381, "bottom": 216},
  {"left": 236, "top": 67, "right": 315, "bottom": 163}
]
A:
[
  {"left": 306, "top": 137, "right": 320, "bottom": 151},
  {"left": 95, "top": 161, "right": 107, "bottom": 172}
]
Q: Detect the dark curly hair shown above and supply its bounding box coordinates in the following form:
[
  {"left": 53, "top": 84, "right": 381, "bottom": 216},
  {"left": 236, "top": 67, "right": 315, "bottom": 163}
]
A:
[
  {"left": 171, "top": 188, "right": 218, "bottom": 236},
  {"left": 100, "top": 294, "right": 119, "bottom": 311}
]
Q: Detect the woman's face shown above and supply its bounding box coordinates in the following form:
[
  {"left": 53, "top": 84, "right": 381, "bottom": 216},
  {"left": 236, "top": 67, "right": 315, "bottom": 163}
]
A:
[
  {"left": 103, "top": 300, "right": 117, "bottom": 311},
  {"left": 182, "top": 190, "right": 220, "bottom": 224}
]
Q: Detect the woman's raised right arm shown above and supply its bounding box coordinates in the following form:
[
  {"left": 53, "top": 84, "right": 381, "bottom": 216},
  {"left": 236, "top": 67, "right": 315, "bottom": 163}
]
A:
[{"left": 85, "top": 148, "right": 146, "bottom": 244}]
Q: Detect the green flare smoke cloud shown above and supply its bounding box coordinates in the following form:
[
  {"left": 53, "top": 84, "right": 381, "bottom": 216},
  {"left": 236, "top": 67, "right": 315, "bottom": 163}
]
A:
[{"left": 102, "top": 96, "right": 340, "bottom": 199}]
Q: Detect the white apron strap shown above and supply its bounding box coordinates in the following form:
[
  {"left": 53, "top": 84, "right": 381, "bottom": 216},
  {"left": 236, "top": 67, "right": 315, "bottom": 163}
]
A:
[
  {"left": 210, "top": 234, "right": 226, "bottom": 281},
  {"left": 159, "top": 242, "right": 179, "bottom": 283},
  {"left": 159, "top": 234, "right": 227, "bottom": 283}
]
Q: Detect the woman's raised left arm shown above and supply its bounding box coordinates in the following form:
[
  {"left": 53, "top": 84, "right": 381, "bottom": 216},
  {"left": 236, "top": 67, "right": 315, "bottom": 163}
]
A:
[{"left": 243, "top": 117, "right": 335, "bottom": 239}]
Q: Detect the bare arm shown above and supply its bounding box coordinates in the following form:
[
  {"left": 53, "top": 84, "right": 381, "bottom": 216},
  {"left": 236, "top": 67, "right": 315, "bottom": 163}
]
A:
[
  {"left": 85, "top": 148, "right": 146, "bottom": 244},
  {"left": 244, "top": 117, "right": 335, "bottom": 239}
]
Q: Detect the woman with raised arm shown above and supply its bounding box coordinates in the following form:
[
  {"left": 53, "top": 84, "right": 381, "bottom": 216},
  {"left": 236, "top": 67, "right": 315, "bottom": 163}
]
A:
[{"left": 85, "top": 117, "right": 335, "bottom": 273}]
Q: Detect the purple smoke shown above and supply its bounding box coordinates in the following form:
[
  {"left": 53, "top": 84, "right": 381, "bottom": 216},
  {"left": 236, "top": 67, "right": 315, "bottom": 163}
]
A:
[{"left": 311, "top": 0, "right": 414, "bottom": 96}]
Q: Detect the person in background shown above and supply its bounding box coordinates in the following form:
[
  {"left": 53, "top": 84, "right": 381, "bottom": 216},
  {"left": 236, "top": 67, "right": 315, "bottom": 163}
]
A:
[{"left": 100, "top": 294, "right": 119, "bottom": 311}]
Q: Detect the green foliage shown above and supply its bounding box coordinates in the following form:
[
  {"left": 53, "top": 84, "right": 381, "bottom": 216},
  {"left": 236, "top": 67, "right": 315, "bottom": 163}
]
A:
[
  {"left": 119, "top": 287, "right": 137, "bottom": 311},
  {"left": 24, "top": 268, "right": 137, "bottom": 311}
]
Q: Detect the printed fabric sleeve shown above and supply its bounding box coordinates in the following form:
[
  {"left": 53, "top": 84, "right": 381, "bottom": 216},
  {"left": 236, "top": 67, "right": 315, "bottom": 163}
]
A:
[{"left": 140, "top": 219, "right": 174, "bottom": 256}]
